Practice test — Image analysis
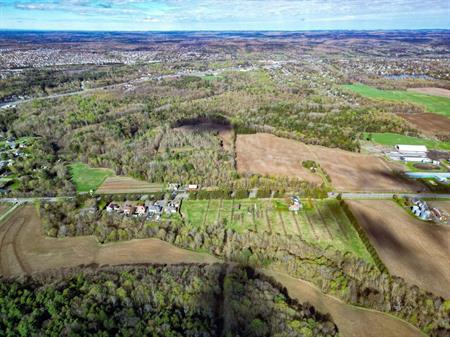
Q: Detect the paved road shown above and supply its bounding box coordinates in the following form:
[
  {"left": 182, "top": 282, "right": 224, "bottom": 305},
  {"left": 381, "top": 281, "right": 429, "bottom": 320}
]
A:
[
  {"left": 330, "top": 192, "right": 450, "bottom": 199},
  {"left": 0, "top": 65, "right": 257, "bottom": 109},
  {"left": 0, "top": 196, "right": 73, "bottom": 204},
  {"left": 1, "top": 192, "right": 449, "bottom": 205}
]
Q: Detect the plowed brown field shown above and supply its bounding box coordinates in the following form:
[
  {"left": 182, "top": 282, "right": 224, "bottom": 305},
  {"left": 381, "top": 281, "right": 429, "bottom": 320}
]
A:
[
  {"left": 348, "top": 200, "right": 450, "bottom": 299},
  {"left": 236, "top": 133, "right": 419, "bottom": 192},
  {"left": 397, "top": 113, "right": 450, "bottom": 136},
  {"left": 0, "top": 206, "right": 216, "bottom": 277},
  {"left": 96, "top": 176, "right": 163, "bottom": 194},
  {"left": 407, "top": 87, "right": 450, "bottom": 98},
  {"left": 0, "top": 206, "right": 426, "bottom": 337}
]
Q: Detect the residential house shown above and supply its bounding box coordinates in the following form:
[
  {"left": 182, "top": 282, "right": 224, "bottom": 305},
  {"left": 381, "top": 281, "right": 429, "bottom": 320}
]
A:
[
  {"left": 410, "top": 198, "right": 431, "bottom": 221},
  {"left": 188, "top": 184, "right": 199, "bottom": 192},
  {"left": 6, "top": 138, "right": 16, "bottom": 149},
  {"left": 135, "top": 205, "right": 147, "bottom": 216},
  {"left": 148, "top": 205, "right": 163, "bottom": 216},
  {"left": 123, "top": 205, "right": 135, "bottom": 216},
  {"left": 106, "top": 202, "right": 121, "bottom": 213},
  {"left": 289, "top": 196, "right": 302, "bottom": 212}
]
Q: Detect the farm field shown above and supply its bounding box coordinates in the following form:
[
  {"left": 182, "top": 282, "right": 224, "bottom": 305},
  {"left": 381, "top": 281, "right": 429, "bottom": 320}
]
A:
[
  {"left": 345, "top": 84, "right": 450, "bottom": 117},
  {"left": 268, "top": 271, "right": 425, "bottom": 337},
  {"left": 96, "top": 176, "right": 163, "bottom": 194},
  {"left": 363, "top": 132, "right": 450, "bottom": 150},
  {"left": 236, "top": 133, "right": 419, "bottom": 192},
  {"left": 347, "top": 200, "right": 450, "bottom": 299},
  {"left": 182, "top": 198, "right": 373, "bottom": 262},
  {"left": 0, "top": 206, "right": 425, "bottom": 337},
  {"left": 407, "top": 87, "right": 450, "bottom": 98},
  {"left": 69, "top": 162, "right": 114, "bottom": 192},
  {"left": 397, "top": 112, "right": 450, "bottom": 136},
  {"left": 0, "top": 206, "right": 216, "bottom": 277}
]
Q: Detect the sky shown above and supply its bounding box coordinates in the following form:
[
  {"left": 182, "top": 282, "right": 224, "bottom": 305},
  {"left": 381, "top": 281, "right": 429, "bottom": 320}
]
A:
[{"left": 0, "top": 0, "right": 449, "bottom": 31}]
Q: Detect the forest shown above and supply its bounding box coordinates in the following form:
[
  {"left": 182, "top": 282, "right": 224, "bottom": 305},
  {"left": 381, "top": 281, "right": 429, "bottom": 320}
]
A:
[{"left": 0, "top": 264, "right": 338, "bottom": 337}]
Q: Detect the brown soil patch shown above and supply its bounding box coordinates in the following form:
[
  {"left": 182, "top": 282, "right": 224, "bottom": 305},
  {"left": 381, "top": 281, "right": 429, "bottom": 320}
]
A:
[
  {"left": 236, "top": 133, "right": 419, "bottom": 192},
  {"left": 348, "top": 200, "right": 450, "bottom": 299},
  {"left": 0, "top": 206, "right": 216, "bottom": 277},
  {"left": 96, "top": 176, "right": 163, "bottom": 194},
  {"left": 267, "top": 271, "right": 424, "bottom": 337},
  {"left": 1, "top": 206, "right": 424, "bottom": 337},
  {"left": 397, "top": 113, "right": 450, "bottom": 136},
  {"left": 407, "top": 87, "right": 450, "bottom": 98}
]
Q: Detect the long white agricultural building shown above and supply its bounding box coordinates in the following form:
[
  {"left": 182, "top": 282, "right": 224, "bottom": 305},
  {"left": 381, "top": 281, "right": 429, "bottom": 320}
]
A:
[{"left": 395, "top": 144, "right": 428, "bottom": 153}]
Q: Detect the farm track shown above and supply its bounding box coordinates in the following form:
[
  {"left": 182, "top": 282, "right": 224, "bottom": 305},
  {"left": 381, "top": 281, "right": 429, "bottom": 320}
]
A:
[
  {"left": 229, "top": 199, "right": 235, "bottom": 224},
  {"left": 313, "top": 203, "right": 333, "bottom": 240},
  {"left": 291, "top": 212, "right": 303, "bottom": 239},
  {"left": 303, "top": 211, "right": 320, "bottom": 240},
  {"left": 251, "top": 205, "right": 257, "bottom": 232},
  {"left": 277, "top": 211, "right": 288, "bottom": 235},
  {"left": 0, "top": 211, "right": 29, "bottom": 275},
  {"left": 202, "top": 199, "right": 211, "bottom": 227},
  {"left": 326, "top": 203, "right": 350, "bottom": 240},
  {"left": 265, "top": 209, "right": 272, "bottom": 233},
  {"left": 216, "top": 199, "right": 223, "bottom": 223}
]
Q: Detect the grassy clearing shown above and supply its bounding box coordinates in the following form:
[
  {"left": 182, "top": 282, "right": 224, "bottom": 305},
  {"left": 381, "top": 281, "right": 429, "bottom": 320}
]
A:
[
  {"left": 363, "top": 132, "right": 450, "bottom": 150},
  {"left": 345, "top": 84, "right": 450, "bottom": 117},
  {"left": 69, "top": 162, "right": 114, "bottom": 192},
  {"left": 182, "top": 198, "right": 373, "bottom": 263}
]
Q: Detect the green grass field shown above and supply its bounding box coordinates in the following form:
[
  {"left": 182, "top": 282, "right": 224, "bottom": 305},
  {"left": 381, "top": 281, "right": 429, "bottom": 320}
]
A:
[
  {"left": 363, "top": 132, "right": 450, "bottom": 150},
  {"left": 69, "top": 162, "right": 114, "bottom": 192},
  {"left": 345, "top": 84, "right": 450, "bottom": 117},
  {"left": 182, "top": 198, "right": 373, "bottom": 263}
]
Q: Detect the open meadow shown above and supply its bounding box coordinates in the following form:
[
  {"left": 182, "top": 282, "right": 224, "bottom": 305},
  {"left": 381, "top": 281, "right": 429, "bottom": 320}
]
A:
[
  {"left": 69, "top": 162, "right": 114, "bottom": 192},
  {"left": 96, "top": 176, "right": 163, "bottom": 194},
  {"left": 347, "top": 200, "right": 450, "bottom": 299},
  {"left": 182, "top": 198, "right": 373, "bottom": 262},
  {"left": 236, "top": 133, "right": 420, "bottom": 192},
  {"left": 345, "top": 84, "right": 450, "bottom": 117},
  {"left": 364, "top": 132, "right": 450, "bottom": 151},
  {"left": 0, "top": 205, "right": 425, "bottom": 337}
]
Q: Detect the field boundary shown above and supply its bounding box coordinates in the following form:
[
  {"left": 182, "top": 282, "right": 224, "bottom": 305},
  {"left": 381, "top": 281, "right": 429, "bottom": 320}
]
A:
[{"left": 339, "top": 200, "right": 388, "bottom": 273}]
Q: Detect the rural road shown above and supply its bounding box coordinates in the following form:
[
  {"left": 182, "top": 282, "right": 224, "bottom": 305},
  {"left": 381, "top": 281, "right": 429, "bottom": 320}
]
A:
[
  {"left": 1, "top": 192, "right": 449, "bottom": 204},
  {"left": 0, "top": 65, "right": 256, "bottom": 109},
  {"left": 329, "top": 192, "right": 450, "bottom": 199}
]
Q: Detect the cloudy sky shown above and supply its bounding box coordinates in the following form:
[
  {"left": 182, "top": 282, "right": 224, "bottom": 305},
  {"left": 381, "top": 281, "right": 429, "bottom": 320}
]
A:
[{"left": 0, "top": 0, "right": 448, "bottom": 30}]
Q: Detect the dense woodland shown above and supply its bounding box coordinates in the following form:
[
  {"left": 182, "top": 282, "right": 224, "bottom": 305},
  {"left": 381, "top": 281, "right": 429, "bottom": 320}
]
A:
[{"left": 0, "top": 264, "right": 338, "bottom": 337}]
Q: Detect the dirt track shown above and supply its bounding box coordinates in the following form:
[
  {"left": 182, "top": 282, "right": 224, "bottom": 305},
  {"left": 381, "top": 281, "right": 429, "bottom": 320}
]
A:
[
  {"left": 0, "top": 206, "right": 428, "bottom": 337},
  {"left": 407, "top": 87, "right": 450, "bottom": 98},
  {"left": 348, "top": 200, "right": 450, "bottom": 299},
  {"left": 236, "top": 133, "right": 418, "bottom": 192}
]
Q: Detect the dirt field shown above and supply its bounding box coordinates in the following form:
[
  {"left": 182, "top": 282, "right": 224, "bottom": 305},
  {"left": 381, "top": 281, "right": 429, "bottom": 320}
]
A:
[
  {"left": 268, "top": 271, "right": 424, "bottom": 337},
  {"left": 0, "top": 206, "right": 216, "bottom": 276},
  {"left": 96, "top": 176, "right": 163, "bottom": 194},
  {"left": 0, "top": 206, "right": 424, "bottom": 337},
  {"left": 236, "top": 133, "right": 418, "bottom": 192},
  {"left": 407, "top": 87, "right": 450, "bottom": 98},
  {"left": 397, "top": 113, "right": 450, "bottom": 136},
  {"left": 348, "top": 200, "right": 450, "bottom": 299}
]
